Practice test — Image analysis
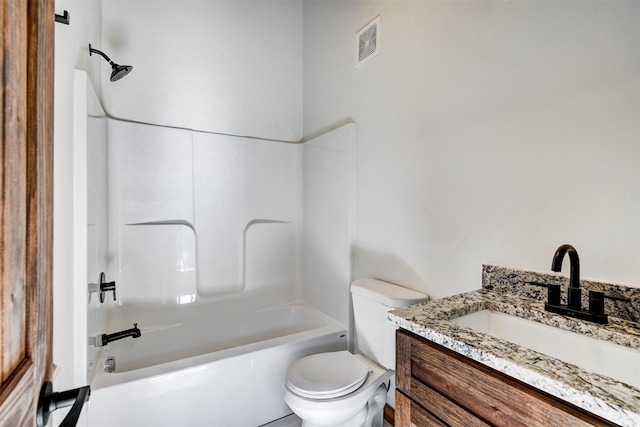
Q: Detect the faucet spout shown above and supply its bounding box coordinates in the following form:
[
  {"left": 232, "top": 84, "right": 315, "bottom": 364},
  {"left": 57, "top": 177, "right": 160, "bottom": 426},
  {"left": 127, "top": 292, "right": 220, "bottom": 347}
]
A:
[
  {"left": 551, "top": 244, "right": 580, "bottom": 288},
  {"left": 551, "top": 244, "right": 581, "bottom": 310},
  {"left": 101, "top": 323, "right": 142, "bottom": 346}
]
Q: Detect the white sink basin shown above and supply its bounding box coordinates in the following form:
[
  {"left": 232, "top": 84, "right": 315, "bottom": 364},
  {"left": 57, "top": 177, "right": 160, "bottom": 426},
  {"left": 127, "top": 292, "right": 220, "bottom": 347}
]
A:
[{"left": 452, "top": 310, "right": 640, "bottom": 389}]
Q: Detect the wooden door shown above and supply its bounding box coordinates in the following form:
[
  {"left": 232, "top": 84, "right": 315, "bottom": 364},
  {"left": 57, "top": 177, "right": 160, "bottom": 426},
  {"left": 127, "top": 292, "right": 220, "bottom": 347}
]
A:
[{"left": 0, "top": 0, "right": 54, "bottom": 425}]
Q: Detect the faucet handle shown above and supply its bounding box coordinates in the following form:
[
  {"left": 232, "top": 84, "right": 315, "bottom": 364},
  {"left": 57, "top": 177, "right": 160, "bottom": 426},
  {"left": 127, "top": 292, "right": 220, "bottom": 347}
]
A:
[
  {"left": 98, "top": 272, "right": 117, "bottom": 303},
  {"left": 547, "top": 284, "right": 561, "bottom": 306},
  {"left": 590, "top": 290, "right": 632, "bottom": 317},
  {"left": 603, "top": 293, "right": 631, "bottom": 303},
  {"left": 589, "top": 291, "right": 605, "bottom": 316},
  {"left": 525, "top": 282, "right": 561, "bottom": 306}
]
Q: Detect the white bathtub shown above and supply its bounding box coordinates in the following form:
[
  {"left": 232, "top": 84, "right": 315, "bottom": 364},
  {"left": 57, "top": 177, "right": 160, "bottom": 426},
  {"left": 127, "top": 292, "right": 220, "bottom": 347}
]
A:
[{"left": 88, "top": 302, "right": 347, "bottom": 426}]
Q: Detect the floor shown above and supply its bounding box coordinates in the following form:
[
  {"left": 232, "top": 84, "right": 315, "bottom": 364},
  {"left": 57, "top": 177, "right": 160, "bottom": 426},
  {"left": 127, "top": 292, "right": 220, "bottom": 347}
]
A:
[{"left": 262, "top": 414, "right": 393, "bottom": 427}]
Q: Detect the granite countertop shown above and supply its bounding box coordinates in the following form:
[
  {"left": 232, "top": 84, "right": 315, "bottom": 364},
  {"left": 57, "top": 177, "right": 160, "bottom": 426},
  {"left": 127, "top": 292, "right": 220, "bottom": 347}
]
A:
[{"left": 388, "top": 266, "right": 640, "bottom": 427}]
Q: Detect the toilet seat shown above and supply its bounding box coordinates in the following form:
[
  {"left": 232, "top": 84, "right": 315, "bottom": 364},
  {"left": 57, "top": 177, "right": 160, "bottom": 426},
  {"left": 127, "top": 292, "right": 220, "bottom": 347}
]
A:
[{"left": 284, "top": 351, "right": 372, "bottom": 400}]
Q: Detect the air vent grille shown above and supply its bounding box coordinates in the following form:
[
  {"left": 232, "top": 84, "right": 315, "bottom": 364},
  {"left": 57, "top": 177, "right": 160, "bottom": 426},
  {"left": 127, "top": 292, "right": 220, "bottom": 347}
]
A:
[{"left": 356, "top": 16, "right": 380, "bottom": 69}]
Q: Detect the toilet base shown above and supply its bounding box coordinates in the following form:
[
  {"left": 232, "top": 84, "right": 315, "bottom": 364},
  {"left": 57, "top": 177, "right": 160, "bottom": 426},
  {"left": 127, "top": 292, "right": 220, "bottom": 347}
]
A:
[
  {"left": 295, "top": 383, "right": 388, "bottom": 427},
  {"left": 300, "top": 405, "right": 366, "bottom": 427}
]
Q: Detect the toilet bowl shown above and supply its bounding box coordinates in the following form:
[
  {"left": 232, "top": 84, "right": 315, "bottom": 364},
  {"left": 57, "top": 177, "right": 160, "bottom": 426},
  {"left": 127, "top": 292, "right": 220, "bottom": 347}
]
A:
[
  {"left": 283, "top": 279, "right": 429, "bottom": 427},
  {"left": 283, "top": 352, "right": 391, "bottom": 427}
]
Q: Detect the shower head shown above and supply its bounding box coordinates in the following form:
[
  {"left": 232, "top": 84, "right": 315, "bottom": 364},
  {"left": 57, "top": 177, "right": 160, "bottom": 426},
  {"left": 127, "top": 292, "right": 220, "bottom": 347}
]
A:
[
  {"left": 89, "top": 44, "right": 133, "bottom": 82},
  {"left": 110, "top": 64, "right": 133, "bottom": 82}
]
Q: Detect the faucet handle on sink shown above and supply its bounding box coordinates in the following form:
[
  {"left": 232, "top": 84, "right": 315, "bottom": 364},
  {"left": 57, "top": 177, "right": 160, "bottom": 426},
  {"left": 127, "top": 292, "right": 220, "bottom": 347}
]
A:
[
  {"left": 547, "top": 284, "right": 561, "bottom": 306},
  {"left": 588, "top": 291, "right": 605, "bottom": 316},
  {"left": 589, "top": 291, "right": 631, "bottom": 316},
  {"left": 526, "top": 281, "right": 561, "bottom": 305}
]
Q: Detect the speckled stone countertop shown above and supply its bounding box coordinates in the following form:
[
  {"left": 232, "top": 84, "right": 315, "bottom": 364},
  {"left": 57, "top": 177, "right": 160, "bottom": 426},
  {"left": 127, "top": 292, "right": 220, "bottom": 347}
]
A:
[{"left": 388, "top": 265, "right": 640, "bottom": 427}]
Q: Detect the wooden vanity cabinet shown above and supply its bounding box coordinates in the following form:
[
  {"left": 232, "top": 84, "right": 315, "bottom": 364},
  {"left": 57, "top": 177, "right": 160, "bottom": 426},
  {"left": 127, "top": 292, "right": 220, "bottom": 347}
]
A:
[{"left": 395, "top": 329, "right": 614, "bottom": 427}]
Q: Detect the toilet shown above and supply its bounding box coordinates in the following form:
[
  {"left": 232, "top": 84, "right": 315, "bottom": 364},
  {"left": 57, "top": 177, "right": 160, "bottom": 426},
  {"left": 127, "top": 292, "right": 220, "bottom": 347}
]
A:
[{"left": 283, "top": 279, "right": 429, "bottom": 427}]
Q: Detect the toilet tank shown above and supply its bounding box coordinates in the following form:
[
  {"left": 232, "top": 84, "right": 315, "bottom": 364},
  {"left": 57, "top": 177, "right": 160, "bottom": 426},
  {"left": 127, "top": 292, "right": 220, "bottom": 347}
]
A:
[{"left": 351, "top": 279, "right": 429, "bottom": 369}]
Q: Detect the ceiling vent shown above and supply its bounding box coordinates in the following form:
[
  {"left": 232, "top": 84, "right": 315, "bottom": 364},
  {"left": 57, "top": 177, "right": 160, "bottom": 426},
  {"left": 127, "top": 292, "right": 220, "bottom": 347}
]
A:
[{"left": 356, "top": 16, "right": 380, "bottom": 69}]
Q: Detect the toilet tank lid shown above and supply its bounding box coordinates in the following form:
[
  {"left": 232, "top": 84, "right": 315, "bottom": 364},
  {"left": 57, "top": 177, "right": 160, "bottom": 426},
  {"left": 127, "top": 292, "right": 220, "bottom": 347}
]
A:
[{"left": 351, "top": 279, "right": 430, "bottom": 308}]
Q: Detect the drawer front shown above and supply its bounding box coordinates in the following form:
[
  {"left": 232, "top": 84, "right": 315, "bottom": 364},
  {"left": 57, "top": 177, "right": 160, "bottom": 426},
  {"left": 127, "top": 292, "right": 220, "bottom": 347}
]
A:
[{"left": 396, "top": 329, "right": 612, "bottom": 427}]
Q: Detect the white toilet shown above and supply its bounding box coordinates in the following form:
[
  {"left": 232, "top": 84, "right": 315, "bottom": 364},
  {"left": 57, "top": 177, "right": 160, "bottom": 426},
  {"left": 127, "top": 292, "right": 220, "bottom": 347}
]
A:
[{"left": 283, "top": 279, "right": 429, "bottom": 427}]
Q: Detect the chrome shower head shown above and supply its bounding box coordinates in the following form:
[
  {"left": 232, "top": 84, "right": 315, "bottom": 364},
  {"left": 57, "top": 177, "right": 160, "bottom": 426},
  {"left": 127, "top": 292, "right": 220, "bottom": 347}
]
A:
[{"left": 89, "top": 44, "right": 133, "bottom": 82}]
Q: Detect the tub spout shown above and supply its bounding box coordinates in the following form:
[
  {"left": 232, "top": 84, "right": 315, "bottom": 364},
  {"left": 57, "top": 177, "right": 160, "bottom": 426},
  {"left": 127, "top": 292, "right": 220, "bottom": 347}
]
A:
[{"left": 100, "top": 323, "right": 142, "bottom": 346}]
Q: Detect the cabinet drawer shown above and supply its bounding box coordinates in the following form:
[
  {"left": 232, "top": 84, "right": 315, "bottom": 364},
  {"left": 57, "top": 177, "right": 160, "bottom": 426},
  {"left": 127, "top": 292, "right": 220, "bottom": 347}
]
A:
[{"left": 396, "top": 329, "right": 613, "bottom": 427}]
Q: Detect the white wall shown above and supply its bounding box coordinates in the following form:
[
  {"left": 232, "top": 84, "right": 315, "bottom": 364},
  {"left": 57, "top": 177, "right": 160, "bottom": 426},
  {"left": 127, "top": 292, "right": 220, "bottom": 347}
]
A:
[
  {"left": 54, "top": 0, "right": 103, "bottom": 392},
  {"left": 303, "top": 1, "right": 640, "bottom": 298},
  {"left": 101, "top": 0, "right": 303, "bottom": 141}
]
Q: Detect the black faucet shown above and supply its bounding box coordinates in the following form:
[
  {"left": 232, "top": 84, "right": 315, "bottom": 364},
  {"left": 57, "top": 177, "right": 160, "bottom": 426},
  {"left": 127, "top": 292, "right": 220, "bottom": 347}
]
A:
[
  {"left": 551, "top": 244, "right": 581, "bottom": 310},
  {"left": 544, "top": 244, "right": 608, "bottom": 324},
  {"left": 101, "top": 323, "right": 142, "bottom": 346}
]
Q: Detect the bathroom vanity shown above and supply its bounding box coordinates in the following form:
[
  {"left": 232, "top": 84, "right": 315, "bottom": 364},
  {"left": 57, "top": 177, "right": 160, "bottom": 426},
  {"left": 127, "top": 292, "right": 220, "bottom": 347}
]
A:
[
  {"left": 395, "top": 329, "right": 608, "bottom": 426},
  {"left": 389, "top": 265, "right": 640, "bottom": 427}
]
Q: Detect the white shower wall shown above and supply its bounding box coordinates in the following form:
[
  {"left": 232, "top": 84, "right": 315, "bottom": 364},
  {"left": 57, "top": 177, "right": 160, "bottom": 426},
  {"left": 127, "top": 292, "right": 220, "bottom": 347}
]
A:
[
  {"left": 108, "top": 120, "right": 302, "bottom": 306},
  {"left": 193, "top": 132, "right": 301, "bottom": 297},
  {"left": 83, "top": 74, "right": 109, "bottom": 382},
  {"left": 302, "top": 123, "right": 356, "bottom": 332}
]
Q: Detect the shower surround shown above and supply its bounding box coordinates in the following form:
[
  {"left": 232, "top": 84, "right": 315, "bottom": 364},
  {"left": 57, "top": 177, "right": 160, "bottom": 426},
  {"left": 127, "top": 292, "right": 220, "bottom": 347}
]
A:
[
  {"left": 108, "top": 120, "right": 301, "bottom": 305},
  {"left": 86, "top": 113, "right": 356, "bottom": 425}
]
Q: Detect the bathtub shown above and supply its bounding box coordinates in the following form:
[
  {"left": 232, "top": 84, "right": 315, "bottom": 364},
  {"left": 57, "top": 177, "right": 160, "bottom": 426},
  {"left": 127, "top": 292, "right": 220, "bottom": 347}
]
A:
[{"left": 88, "top": 302, "right": 347, "bottom": 427}]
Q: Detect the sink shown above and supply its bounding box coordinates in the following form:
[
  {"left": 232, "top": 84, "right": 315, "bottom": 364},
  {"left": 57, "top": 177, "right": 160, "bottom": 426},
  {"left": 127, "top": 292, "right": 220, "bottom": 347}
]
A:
[{"left": 452, "top": 310, "right": 640, "bottom": 389}]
